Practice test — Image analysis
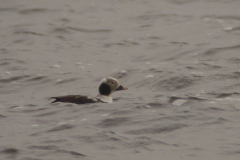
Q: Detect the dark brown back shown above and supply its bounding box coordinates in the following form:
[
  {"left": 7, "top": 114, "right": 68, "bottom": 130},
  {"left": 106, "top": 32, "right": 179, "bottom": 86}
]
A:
[{"left": 51, "top": 95, "right": 99, "bottom": 104}]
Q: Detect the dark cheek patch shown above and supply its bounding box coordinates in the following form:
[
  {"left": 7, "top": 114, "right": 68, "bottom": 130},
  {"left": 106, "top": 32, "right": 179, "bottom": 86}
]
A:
[{"left": 99, "top": 83, "right": 111, "bottom": 95}]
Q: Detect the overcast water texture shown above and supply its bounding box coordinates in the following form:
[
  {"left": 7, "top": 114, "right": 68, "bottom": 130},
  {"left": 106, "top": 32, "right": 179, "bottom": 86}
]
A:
[{"left": 1, "top": 0, "right": 240, "bottom": 159}]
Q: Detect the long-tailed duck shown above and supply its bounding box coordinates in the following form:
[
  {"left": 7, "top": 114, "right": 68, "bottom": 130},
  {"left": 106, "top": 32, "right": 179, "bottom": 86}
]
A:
[{"left": 50, "top": 77, "right": 127, "bottom": 104}]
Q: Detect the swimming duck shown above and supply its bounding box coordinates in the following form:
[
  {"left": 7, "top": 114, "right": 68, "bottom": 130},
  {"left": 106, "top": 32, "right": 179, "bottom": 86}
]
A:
[{"left": 50, "top": 77, "right": 127, "bottom": 104}]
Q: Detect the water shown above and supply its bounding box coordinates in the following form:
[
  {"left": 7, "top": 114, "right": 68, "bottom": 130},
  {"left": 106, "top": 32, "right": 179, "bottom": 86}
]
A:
[{"left": 1, "top": 0, "right": 240, "bottom": 159}]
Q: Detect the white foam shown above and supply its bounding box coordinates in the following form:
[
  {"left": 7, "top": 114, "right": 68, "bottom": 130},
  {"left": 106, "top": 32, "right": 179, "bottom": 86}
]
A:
[
  {"left": 76, "top": 62, "right": 82, "bottom": 65},
  {"left": 56, "top": 79, "right": 62, "bottom": 82},
  {"left": 209, "top": 101, "right": 216, "bottom": 104},
  {"left": 189, "top": 53, "right": 198, "bottom": 56},
  {"left": 223, "top": 27, "right": 233, "bottom": 31},
  {"left": 146, "top": 75, "right": 154, "bottom": 78},
  {"left": 57, "top": 122, "right": 67, "bottom": 125},
  {"left": 52, "top": 64, "right": 61, "bottom": 68},
  {"left": 102, "top": 114, "right": 109, "bottom": 117},
  {"left": 5, "top": 71, "right": 10, "bottom": 74},
  {"left": 190, "top": 72, "right": 204, "bottom": 75},
  {"left": 173, "top": 100, "right": 188, "bottom": 106},
  {"left": 215, "top": 19, "right": 223, "bottom": 23},
  {"left": 145, "top": 105, "right": 151, "bottom": 108},
  {"left": 120, "top": 70, "right": 127, "bottom": 74}
]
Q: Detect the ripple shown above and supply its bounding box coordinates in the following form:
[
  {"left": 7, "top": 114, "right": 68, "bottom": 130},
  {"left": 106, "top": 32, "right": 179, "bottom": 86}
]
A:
[
  {"left": 0, "top": 75, "right": 30, "bottom": 83},
  {"left": 52, "top": 28, "right": 69, "bottom": 34},
  {"left": 0, "top": 114, "right": 7, "bottom": 118},
  {"left": 67, "top": 27, "right": 112, "bottom": 33},
  {"left": 55, "top": 150, "right": 86, "bottom": 157},
  {"left": 27, "top": 145, "right": 59, "bottom": 150},
  {"left": 0, "top": 148, "right": 19, "bottom": 159},
  {"left": 154, "top": 76, "right": 200, "bottom": 91},
  {"left": 55, "top": 78, "right": 78, "bottom": 84},
  {"left": 203, "top": 45, "right": 240, "bottom": 55},
  {"left": 34, "top": 111, "right": 58, "bottom": 117},
  {"left": 147, "top": 102, "right": 165, "bottom": 108},
  {"left": 111, "top": 110, "right": 134, "bottom": 116},
  {"left": 125, "top": 124, "right": 187, "bottom": 135},
  {"left": 26, "top": 76, "right": 48, "bottom": 82},
  {"left": 0, "top": 7, "right": 17, "bottom": 12},
  {"left": 19, "top": 8, "right": 57, "bottom": 14},
  {"left": 46, "top": 124, "right": 75, "bottom": 132},
  {"left": 98, "top": 117, "right": 130, "bottom": 127},
  {"left": 0, "top": 48, "right": 10, "bottom": 54}
]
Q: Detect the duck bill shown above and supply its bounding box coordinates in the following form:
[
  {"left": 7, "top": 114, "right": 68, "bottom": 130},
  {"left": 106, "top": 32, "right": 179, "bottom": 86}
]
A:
[{"left": 115, "top": 85, "right": 127, "bottom": 91}]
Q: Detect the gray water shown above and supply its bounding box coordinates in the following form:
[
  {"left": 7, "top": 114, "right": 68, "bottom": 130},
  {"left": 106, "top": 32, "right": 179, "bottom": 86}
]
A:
[{"left": 1, "top": 0, "right": 240, "bottom": 159}]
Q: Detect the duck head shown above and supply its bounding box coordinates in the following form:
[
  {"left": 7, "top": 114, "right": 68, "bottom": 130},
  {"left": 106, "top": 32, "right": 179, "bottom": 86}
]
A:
[{"left": 98, "top": 77, "right": 127, "bottom": 97}]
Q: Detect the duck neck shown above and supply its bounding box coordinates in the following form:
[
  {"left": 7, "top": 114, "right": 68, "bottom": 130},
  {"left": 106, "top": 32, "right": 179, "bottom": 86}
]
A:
[{"left": 96, "top": 94, "right": 113, "bottom": 103}]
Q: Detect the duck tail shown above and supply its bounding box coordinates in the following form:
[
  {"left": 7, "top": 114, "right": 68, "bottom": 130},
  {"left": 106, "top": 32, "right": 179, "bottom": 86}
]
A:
[{"left": 48, "top": 97, "right": 60, "bottom": 103}]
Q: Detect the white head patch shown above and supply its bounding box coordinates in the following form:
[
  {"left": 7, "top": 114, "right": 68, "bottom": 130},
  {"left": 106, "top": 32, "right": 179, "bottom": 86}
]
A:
[{"left": 100, "top": 78, "right": 107, "bottom": 84}]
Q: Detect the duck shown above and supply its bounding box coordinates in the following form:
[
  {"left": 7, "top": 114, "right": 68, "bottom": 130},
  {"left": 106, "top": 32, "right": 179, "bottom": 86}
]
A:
[{"left": 50, "top": 77, "right": 127, "bottom": 104}]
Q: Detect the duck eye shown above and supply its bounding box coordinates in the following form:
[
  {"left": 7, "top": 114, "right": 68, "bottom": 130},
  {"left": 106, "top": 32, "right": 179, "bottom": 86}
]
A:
[{"left": 111, "top": 82, "right": 115, "bottom": 85}]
